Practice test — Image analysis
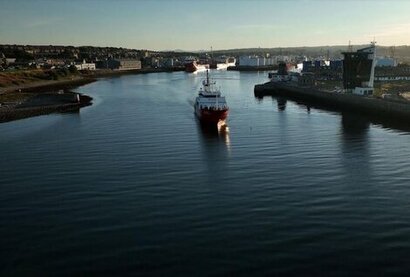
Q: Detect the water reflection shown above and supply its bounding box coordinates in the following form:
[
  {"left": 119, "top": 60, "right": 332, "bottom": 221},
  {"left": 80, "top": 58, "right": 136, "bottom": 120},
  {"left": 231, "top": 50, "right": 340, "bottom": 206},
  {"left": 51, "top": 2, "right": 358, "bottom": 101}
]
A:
[
  {"left": 197, "top": 120, "right": 231, "bottom": 180},
  {"left": 339, "top": 112, "right": 372, "bottom": 182},
  {"left": 341, "top": 112, "right": 370, "bottom": 138},
  {"left": 198, "top": 120, "right": 231, "bottom": 152},
  {"left": 277, "top": 97, "right": 287, "bottom": 111},
  {"left": 255, "top": 94, "right": 314, "bottom": 115},
  {"left": 257, "top": 94, "right": 410, "bottom": 133}
]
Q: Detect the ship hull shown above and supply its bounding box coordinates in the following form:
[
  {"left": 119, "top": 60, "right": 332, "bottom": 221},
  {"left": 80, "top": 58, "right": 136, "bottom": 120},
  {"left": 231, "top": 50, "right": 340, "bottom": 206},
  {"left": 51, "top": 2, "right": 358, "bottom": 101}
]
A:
[
  {"left": 210, "top": 62, "right": 236, "bottom": 70},
  {"left": 195, "top": 107, "right": 228, "bottom": 124},
  {"left": 185, "top": 62, "right": 209, "bottom": 73}
]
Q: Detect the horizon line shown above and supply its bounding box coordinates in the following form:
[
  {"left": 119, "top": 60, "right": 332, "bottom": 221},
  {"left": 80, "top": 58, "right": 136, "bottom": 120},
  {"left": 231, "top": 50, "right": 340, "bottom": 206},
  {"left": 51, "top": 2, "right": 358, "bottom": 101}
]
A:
[{"left": 0, "top": 42, "right": 407, "bottom": 53}]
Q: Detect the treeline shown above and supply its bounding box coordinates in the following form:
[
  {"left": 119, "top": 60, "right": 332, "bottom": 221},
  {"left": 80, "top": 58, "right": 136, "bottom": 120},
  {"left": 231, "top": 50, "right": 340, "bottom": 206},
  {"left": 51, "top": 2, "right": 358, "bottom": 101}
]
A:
[{"left": 1, "top": 49, "right": 34, "bottom": 61}]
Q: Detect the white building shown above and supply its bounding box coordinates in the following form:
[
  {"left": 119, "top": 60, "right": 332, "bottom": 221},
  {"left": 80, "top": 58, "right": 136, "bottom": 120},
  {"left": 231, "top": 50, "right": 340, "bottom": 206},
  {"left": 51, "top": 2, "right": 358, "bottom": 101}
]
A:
[
  {"left": 239, "top": 56, "right": 262, "bottom": 66},
  {"left": 75, "top": 60, "right": 96, "bottom": 70}
]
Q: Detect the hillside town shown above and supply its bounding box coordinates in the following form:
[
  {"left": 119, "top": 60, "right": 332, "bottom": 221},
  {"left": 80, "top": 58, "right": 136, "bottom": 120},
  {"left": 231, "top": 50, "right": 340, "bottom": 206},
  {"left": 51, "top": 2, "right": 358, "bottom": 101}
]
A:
[{"left": 1, "top": 44, "right": 407, "bottom": 75}]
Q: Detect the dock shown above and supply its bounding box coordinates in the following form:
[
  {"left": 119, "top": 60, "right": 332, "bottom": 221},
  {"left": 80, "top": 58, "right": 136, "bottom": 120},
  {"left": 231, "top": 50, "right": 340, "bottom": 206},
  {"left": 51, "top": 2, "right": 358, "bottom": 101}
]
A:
[{"left": 254, "top": 82, "right": 410, "bottom": 120}]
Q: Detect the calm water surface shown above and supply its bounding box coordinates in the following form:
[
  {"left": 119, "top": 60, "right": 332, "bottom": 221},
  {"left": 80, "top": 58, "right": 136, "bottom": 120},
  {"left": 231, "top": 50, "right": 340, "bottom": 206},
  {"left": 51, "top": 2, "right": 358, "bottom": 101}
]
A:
[{"left": 1, "top": 70, "right": 410, "bottom": 276}]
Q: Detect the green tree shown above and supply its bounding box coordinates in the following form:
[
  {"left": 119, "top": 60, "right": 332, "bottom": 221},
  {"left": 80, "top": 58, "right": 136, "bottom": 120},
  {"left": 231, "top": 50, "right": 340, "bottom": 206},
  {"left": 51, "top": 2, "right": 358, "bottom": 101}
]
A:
[{"left": 69, "top": 65, "right": 78, "bottom": 74}]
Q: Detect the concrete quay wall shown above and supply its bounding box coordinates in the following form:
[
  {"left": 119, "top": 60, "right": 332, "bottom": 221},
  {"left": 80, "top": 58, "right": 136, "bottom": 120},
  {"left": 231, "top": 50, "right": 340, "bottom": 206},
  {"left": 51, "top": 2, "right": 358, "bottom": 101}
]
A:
[{"left": 254, "top": 82, "right": 410, "bottom": 119}]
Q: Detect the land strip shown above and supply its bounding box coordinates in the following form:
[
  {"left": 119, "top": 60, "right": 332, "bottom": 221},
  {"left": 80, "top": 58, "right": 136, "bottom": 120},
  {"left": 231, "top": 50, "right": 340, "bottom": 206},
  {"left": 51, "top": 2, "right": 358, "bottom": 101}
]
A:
[{"left": 0, "top": 67, "right": 185, "bottom": 123}]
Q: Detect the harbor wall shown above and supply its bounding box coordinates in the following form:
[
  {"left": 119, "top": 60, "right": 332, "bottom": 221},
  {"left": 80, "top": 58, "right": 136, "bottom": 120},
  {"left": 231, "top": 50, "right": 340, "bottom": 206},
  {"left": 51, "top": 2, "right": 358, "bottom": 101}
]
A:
[
  {"left": 0, "top": 94, "right": 92, "bottom": 123},
  {"left": 254, "top": 82, "right": 410, "bottom": 119}
]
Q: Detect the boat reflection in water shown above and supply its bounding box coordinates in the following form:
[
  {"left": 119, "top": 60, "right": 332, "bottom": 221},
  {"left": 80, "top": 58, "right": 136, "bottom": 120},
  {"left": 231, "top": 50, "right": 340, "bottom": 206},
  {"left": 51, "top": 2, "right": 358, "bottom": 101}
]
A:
[
  {"left": 277, "top": 97, "right": 287, "bottom": 111},
  {"left": 197, "top": 119, "right": 231, "bottom": 181},
  {"left": 198, "top": 119, "right": 231, "bottom": 155}
]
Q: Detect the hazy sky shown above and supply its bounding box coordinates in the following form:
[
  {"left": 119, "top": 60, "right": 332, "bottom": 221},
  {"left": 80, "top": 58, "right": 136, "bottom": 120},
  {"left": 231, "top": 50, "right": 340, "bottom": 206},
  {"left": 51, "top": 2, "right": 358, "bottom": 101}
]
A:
[{"left": 1, "top": 0, "right": 410, "bottom": 50}]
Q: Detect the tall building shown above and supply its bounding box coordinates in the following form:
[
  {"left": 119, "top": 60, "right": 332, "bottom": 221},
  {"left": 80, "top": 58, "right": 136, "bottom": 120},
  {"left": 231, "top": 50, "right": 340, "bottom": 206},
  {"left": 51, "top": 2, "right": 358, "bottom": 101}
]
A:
[{"left": 342, "top": 43, "right": 376, "bottom": 96}]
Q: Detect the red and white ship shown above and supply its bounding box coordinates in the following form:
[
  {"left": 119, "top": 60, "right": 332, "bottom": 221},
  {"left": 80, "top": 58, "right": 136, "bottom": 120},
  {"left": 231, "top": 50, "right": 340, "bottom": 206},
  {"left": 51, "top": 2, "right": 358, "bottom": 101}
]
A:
[
  {"left": 185, "top": 61, "right": 209, "bottom": 73},
  {"left": 195, "top": 70, "right": 229, "bottom": 125}
]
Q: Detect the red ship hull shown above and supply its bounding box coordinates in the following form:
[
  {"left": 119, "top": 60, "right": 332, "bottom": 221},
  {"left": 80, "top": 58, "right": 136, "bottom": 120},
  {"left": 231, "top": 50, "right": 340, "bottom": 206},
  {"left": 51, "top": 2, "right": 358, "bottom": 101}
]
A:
[{"left": 195, "top": 108, "right": 229, "bottom": 124}]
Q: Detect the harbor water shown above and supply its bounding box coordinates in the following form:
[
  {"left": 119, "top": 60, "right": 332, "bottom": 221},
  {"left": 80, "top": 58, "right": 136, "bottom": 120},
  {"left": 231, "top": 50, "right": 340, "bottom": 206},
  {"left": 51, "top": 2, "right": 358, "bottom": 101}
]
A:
[{"left": 1, "top": 70, "right": 410, "bottom": 276}]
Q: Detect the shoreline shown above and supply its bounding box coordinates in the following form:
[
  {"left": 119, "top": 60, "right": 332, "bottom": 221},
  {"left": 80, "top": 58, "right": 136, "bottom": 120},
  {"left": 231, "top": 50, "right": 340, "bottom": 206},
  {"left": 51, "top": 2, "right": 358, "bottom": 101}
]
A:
[
  {"left": 0, "top": 92, "right": 92, "bottom": 123},
  {"left": 1, "top": 77, "right": 98, "bottom": 94},
  {"left": 0, "top": 67, "right": 185, "bottom": 94},
  {"left": 0, "top": 67, "right": 185, "bottom": 123}
]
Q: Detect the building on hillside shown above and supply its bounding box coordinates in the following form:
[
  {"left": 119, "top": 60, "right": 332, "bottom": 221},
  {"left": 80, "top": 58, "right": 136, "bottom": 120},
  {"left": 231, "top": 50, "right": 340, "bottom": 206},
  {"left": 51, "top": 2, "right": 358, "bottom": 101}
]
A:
[
  {"left": 163, "top": 58, "right": 174, "bottom": 68},
  {"left": 75, "top": 60, "right": 96, "bottom": 70},
  {"left": 5, "top": 58, "right": 16, "bottom": 65}
]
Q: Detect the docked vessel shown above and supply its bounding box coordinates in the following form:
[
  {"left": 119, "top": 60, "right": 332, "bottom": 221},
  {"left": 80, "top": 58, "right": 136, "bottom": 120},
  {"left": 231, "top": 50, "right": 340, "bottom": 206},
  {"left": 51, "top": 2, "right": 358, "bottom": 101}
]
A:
[
  {"left": 210, "top": 57, "right": 236, "bottom": 70},
  {"left": 185, "top": 61, "right": 209, "bottom": 73},
  {"left": 195, "top": 70, "right": 229, "bottom": 124}
]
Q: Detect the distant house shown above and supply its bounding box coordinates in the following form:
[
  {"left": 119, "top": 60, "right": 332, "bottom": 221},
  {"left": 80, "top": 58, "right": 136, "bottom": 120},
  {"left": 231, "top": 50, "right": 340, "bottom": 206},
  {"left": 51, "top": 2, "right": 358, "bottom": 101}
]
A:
[
  {"left": 75, "top": 60, "right": 96, "bottom": 70},
  {"left": 5, "top": 58, "right": 16, "bottom": 65}
]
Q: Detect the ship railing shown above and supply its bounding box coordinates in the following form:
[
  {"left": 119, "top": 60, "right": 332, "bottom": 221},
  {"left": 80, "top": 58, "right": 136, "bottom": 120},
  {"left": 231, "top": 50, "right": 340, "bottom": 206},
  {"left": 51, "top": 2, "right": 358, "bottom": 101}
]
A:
[{"left": 201, "top": 105, "right": 228, "bottom": 111}]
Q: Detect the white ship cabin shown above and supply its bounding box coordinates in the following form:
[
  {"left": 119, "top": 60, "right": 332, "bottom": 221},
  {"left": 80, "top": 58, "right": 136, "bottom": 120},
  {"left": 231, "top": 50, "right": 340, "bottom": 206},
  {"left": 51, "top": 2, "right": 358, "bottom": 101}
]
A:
[
  {"left": 196, "top": 97, "right": 228, "bottom": 111},
  {"left": 199, "top": 80, "right": 221, "bottom": 97}
]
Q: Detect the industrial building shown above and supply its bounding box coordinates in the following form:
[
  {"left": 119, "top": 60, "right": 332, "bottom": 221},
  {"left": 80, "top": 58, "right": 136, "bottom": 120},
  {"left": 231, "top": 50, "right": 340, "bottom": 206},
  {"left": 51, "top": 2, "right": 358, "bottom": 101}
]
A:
[
  {"left": 239, "top": 56, "right": 262, "bottom": 66},
  {"left": 342, "top": 43, "right": 376, "bottom": 96},
  {"left": 97, "top": 59, "right": 141, "bottom": 70},
  {"left": 376, "top": 57, "right": 397, "bottom": 67},
  {"left": 238, "top": 55, "right": 297, "bottom": 67}
]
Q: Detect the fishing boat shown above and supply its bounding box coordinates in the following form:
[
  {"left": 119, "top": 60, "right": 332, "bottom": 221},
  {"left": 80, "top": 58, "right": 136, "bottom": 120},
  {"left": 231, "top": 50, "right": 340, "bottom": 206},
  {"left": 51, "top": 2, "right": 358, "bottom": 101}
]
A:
[{"left": 194, "top": 70, "right": 229, "bottom": 124}]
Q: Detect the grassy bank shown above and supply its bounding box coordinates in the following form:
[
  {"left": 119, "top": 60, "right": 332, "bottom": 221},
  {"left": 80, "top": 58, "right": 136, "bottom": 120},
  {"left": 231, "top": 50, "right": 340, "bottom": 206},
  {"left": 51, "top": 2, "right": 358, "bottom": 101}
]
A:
[
  {"left": 0, "top": 68, "right": 77, "bottom": 87},
  {"left": 0, "top": 67, "right": 185, "bottom": 94},
  {"left": 0, "top": 68, "right": 95, "bottom": 94},
  {"left": 0, "top": 68, "right": 96, "bottom": 123}
]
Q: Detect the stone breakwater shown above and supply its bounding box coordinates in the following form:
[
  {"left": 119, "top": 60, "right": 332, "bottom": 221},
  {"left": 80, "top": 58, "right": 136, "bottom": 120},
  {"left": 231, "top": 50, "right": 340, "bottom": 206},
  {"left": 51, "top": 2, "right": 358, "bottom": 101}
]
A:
[
  {"left": 0, "top": 92, "right": 92, "bottom": 123},
  {"left": 254, "top": 82, "right": 410, "bottom": 120}
]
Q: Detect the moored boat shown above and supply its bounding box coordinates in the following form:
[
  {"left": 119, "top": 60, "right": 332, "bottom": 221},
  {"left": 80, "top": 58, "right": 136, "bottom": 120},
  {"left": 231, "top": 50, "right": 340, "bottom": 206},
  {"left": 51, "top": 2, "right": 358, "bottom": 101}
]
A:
[
  {"left": 210, "top": 57, "right": 236, "bottom": 70},
  {"left": 185, "top": 61, "right": 209, "bottom": 73},
  {"left": 195, "top": 70, "right": 229, "bottom": 124}
]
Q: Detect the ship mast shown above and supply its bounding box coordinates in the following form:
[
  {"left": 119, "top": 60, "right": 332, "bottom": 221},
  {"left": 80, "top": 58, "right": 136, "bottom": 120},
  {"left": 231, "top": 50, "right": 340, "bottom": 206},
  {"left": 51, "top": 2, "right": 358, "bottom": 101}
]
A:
[{"left": 369, "top": 40, "right": 376, "bottom": 88}]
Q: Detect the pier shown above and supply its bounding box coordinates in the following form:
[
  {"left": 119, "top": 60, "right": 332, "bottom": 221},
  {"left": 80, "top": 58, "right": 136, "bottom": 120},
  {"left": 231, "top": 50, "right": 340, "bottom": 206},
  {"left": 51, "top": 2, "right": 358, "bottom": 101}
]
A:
[{"left": 254, "top": 82, "right": 410, "bottom": 120}]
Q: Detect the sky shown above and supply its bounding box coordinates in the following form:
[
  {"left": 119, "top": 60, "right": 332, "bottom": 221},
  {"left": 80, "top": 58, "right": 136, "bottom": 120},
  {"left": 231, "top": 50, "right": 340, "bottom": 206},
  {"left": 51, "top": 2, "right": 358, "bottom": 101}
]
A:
[{"left": 1, "top": 0, "right": 410, "bottom": 51}]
